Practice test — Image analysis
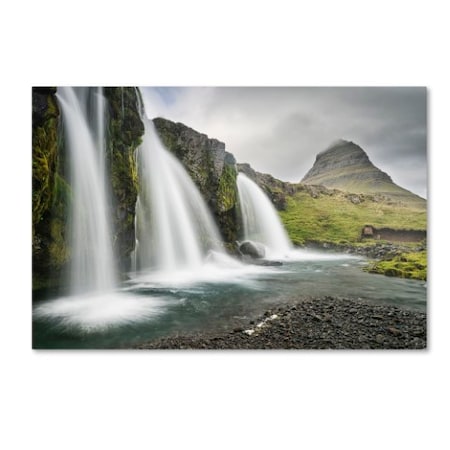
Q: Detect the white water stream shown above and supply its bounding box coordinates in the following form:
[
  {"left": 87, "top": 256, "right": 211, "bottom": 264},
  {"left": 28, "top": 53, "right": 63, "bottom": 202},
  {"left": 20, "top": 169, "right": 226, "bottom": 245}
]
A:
[
  {"left": 56, "top": 87, "right": 116, "bottom": 293},
  {"left": 237, "top": 172, "right": 293, "bottom": 259},
  {"left": 132, "top": 117, "right": 227, "bottom": 277}
]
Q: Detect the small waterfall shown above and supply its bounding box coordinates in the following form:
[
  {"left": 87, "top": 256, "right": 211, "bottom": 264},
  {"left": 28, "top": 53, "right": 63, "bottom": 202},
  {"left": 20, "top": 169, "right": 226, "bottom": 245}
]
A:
[
  {"left": 237, "top": 172, "right": 292, "bottom": 258},
  {"left": 56, "top": 87, "right": 116, "bottom": 293},
  {"left": 133, "top": 117, "right": 224, "bottom": 273}
]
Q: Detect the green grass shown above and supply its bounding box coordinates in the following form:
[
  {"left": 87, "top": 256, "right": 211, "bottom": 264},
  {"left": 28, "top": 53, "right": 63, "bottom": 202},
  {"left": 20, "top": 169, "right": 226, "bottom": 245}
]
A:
[
  {"left": 279, "top": 190, "right": 427, "bottom": 246},
  {"left": 364, "top": 251, "right": 427, "bottom": 281}
]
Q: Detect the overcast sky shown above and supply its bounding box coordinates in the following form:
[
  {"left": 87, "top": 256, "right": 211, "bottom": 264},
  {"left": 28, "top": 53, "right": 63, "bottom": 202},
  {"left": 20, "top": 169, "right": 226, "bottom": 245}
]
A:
[{"left": 141, "top": 87, "right": 427, "bottom": 199}]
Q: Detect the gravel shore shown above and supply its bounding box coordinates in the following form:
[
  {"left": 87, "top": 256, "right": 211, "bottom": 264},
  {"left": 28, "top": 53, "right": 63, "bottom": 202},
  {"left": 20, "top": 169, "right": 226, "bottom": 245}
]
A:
[{"left": 135, "top": 296, "right": 427, "bottom": 350}]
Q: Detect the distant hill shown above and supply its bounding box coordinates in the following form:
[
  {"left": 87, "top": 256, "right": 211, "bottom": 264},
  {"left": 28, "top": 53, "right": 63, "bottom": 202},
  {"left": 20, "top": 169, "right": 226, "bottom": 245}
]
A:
[{"left": 301, "top": 139, "right": 426, "bottom": 209}]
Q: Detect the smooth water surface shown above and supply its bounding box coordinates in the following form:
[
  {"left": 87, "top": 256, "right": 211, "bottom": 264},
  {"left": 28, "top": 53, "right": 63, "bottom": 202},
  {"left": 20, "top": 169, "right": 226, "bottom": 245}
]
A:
[{"left": 33, "top": 251, "right": 426, "bottom": 349}]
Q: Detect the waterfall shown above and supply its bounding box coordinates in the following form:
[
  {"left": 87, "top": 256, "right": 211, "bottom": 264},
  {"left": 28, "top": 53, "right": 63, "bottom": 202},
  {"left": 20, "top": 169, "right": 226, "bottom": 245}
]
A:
[
  {"left": 56, "top": 87, "right": 116, "bottom": 293},
  {"left": 237, "top": 172, "right": 292, "bottom": 258},
  {"left": 133, "top": 117, "right": 224, "bottom": 274}
]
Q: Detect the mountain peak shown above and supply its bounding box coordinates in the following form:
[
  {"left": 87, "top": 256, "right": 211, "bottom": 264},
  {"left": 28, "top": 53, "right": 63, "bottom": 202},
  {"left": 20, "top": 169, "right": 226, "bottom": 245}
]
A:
[
  {"left": 303, "top": 140, "right": 389, "bottom": 183},
  {"left": 322, "top": 138, "right": 353, "bottom": 152},
  {"left": 301, "top": 140, "right": 425, "bottom": 208}
]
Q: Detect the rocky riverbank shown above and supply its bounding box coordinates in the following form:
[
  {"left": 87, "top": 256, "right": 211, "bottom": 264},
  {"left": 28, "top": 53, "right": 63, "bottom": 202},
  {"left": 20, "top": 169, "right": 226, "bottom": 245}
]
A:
[
  {"left": 135, "top": 297, "right": 427, "bottom": 350},
  {"left": 305, "top": 241, "right": 426, "bottom": 260}
]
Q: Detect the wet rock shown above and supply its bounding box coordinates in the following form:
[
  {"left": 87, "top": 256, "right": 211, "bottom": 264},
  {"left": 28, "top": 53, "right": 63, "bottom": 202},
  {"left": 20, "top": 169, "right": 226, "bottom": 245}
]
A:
[
  {"left": 238, "top": 240, "right": 266, "bottom": 259},
  {"left": 387, "top": 326, "right": 402, "bottom": 336},
  {"left": 243, "top": 258, "right": 283, "bottom": 267}
]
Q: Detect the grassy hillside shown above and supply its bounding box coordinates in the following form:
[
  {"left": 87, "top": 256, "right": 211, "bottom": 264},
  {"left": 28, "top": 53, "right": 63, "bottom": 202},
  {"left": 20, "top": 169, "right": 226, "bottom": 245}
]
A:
[{"left": 279, "top": 187, "right": 427, "bottom": 246}]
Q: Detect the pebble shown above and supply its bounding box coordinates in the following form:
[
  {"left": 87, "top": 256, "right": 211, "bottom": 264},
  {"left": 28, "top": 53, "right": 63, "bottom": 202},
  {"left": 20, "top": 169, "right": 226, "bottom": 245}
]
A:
[{"left": 135, "top": 297, "right": 427, "bottom": 350}]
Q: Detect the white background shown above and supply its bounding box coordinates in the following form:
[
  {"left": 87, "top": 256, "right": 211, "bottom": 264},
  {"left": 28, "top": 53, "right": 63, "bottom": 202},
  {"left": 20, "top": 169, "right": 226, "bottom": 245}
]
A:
[{"left": 0, "top": 1, "right": 447, "bottom": 449}]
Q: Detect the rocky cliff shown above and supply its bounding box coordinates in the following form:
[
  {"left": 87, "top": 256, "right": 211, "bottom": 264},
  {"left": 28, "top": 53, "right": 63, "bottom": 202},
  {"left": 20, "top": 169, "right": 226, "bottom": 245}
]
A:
[
  {"left": 32, "top": 87, "right": 76, "bottom": 291},
  {"left": 236, "top": 163, "right": 296, "bottom": 210},
  {"left": 32, "top": 87, "right": 145, "bottom": 290},
  {"left": 104, "top": 88, "right": 144, "bottom": 271},
  {"left": 153, "top": 117, "right": 239, "bottom": 246},
  {"left": 301, "top": 139, "right": 426, "bottom": 209}
]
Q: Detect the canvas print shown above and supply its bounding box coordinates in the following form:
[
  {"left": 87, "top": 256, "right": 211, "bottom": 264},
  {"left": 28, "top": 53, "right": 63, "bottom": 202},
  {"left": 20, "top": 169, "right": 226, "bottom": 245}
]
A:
[{"left": 32, "top": 87, "right": 427, "bottom": 349}]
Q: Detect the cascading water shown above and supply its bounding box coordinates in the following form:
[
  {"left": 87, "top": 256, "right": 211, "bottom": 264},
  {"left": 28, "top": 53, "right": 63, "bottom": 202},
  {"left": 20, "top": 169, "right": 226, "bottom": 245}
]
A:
[
  {"left": 133, "top": 116, "right": 225, "bottom": 275},
  {"left": 237, "top": 172, "right": 293, "bottom": 258},
  {"left": 56, "top": 87, "right": 116, "bottom": 293}
]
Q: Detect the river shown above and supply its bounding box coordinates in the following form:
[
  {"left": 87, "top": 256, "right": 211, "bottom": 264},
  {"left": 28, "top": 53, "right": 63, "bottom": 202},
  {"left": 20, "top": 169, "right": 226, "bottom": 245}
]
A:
[{"left": 32, "top": 250, "right": 426, "bottom": 349}]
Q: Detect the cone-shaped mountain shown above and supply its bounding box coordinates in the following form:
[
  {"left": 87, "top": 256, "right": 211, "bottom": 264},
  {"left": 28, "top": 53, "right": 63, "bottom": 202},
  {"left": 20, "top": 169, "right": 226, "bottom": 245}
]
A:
[{"left": 301, "top": 139, "right": 426, "bottom": 208}]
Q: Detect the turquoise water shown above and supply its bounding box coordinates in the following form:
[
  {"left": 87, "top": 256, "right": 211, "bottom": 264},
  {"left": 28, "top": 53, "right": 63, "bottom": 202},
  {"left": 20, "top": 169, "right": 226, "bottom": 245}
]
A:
[{"left": 32, "top": 253, "right": 426, "bottom": 349}]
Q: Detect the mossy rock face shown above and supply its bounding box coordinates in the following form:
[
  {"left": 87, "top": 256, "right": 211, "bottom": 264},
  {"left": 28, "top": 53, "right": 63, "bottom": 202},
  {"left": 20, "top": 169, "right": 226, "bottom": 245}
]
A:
[
  {"left": 365, "top": 250, "right": 427, "bottom": 281},
  {"left": 216, "top": 163, "right": 239, "bottom": 244},
  {"left": 32, "top": 87, "right": 72, "bottom": 290},
  {"left": 32, "top": 87, "right": 59, "bottom": 230},
  {"left": 104, "top": 87, "right": 145, "bottom": 271},
  {"left": 153, "top": 117, "right": 239, "bottom": 246}
]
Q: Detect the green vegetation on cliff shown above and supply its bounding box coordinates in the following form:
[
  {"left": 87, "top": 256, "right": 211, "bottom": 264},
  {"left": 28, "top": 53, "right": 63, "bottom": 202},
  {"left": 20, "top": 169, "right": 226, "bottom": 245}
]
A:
[
  {"left": 104, "top": 88, "right": 144, "bottom": 271},
  {"left": 32, "top": 87, "right": 71, "bottom": 290},
  {"left": 216, "top": 164, "right": 239, "bottom": 244},
  {"left": 217, "top": 165, "right": 237, "bottom": 212},
  {"left": 32, "top": 88, "right": 60, "bottom": 231}
]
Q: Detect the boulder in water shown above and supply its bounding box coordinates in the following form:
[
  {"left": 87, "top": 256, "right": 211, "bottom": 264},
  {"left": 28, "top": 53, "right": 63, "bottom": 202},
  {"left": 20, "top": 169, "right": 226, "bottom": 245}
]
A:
[{"left": 238, "top": 240, "right": 266, "bottom": 259}]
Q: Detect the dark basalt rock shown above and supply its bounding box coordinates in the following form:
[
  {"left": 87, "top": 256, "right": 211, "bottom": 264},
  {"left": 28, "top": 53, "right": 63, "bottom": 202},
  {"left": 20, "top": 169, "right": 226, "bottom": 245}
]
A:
[
  {"left": 242, "top": 258, "right": 283, "bottom": 267},
  {"left": 104, "top": 87, "right": 145, "bottom": 272},
  {"left": 237, "top": 240, "right": 266, "bottom": 259}
]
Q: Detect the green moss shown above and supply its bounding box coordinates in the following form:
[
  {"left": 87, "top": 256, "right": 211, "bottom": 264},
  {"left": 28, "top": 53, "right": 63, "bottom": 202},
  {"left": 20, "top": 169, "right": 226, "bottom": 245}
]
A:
[
  {"left": 32, "top": 102, "right": 59, "bottom": 229},
  {"left": 33, "top": 90, "right": 72, "bottom": 290},
  {"left": 216, "top": 164, "right": 239, "bottom": 245},
  {"left": 217, "top": 165, "right": 237, "bottom": 212},
  {"left": 104, "top": 88, "right": 145, "bottom": 269},
  {"left": 365, "top": 251, "right": 427, "bottom": 280},
  {"left": 49, "top": 217, "right": 71, "bottom": 267}
]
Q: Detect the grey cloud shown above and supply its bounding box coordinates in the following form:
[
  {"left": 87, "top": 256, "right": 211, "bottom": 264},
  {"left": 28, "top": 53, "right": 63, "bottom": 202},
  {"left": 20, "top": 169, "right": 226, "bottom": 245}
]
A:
[{"left": 142, "top": 86, "right": 427, "bottom": 198}]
